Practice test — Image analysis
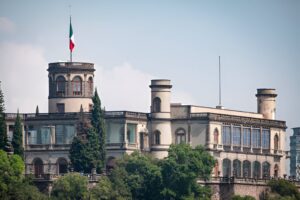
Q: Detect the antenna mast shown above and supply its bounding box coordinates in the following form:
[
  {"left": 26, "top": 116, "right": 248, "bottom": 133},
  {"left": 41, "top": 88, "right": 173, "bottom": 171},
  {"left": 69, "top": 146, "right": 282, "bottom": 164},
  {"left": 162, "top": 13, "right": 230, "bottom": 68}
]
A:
[{"left": 217, "top": 56, "right": 223, "bottom": 109}]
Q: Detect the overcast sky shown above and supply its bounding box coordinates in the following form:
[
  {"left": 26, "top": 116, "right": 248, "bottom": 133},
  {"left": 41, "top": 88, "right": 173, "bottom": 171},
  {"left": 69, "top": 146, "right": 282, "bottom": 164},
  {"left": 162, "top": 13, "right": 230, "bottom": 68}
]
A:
[{"left": 0, "top": 0, "right": 299, "bottom": 138}]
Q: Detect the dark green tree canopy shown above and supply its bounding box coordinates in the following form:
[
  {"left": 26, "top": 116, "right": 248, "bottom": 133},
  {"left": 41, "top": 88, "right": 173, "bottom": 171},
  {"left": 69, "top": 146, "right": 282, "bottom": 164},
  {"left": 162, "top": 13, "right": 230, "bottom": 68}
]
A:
[
  {"left": 12, "top": 111, "right": 23, "bottom": 157},
  {"left": 0, "top": 82, "right": 7, "bottom": 151}
]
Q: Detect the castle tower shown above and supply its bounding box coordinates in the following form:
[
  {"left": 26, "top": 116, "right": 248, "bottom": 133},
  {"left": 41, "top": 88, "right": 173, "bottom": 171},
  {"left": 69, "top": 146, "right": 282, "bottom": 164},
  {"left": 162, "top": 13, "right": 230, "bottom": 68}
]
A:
[
  {"left": 48, "top": 62, "right": 95, "bottom": 113},
  {"left": 256, "top": 88, "right": 277, "bottom": 120},
  {"left": 149, "top": 79, "right": 172, "bottom": 158}
]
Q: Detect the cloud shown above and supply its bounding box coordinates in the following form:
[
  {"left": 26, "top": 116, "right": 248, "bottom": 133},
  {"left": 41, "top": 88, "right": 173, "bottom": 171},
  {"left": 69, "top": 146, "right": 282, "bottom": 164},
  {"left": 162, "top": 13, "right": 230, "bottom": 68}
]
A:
[
  {"left": 0, "top": 17, "right": 15, "bottom": 33},
  {"left": 96, "top": 63, "right": 154, "bottom": 112},
  {"left": 0, "top": 42, "right": 48, "bottom": 113},
  {"left": 0, "top": 43, "right": 196, "bottom": 114}
]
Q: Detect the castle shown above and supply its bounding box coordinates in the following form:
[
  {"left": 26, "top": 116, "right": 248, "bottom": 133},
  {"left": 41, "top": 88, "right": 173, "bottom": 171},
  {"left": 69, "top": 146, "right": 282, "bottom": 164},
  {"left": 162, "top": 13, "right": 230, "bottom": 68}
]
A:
[{"left": 5, "top": 61, "right": 287, "bottom": 182}]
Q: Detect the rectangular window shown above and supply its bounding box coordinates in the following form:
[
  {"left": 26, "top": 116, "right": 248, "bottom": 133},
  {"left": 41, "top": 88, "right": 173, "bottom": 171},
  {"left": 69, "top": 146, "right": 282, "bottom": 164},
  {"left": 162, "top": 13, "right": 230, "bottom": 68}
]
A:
[
  {"left": 55, "top": 125, "right": 64, "bottom": 144},
  {"left": 40, "top": 127, "right": 51, "bottom": 144},
  {"left": 222, "top": 126, "right": 231, "bottom": 145},
  {"left": 127, "top": 124, "right": 136, "bottom": 144},
  {"left": 232, "top": 126, "right": 241, "bottom": 146},
  {"left": 64, "top": 125, "right": 75, "bottom": 144},
  {"left": 243, "top": 128, "right": 251, "bottom": 147},
  {"left": 252, "top": 128, "right": 261, "bottom": 148},
  {"left": 262, "top": 129, "right": 270, "bottom": 149},
  {"left": 28, "top": 130, "right": 37, "bottom": 144},
  {"left": 106, "top": 123, "right": 124, "bottom": 143},
  {"left": 57, "top": 103, "right": 65, "bottom": 113}
]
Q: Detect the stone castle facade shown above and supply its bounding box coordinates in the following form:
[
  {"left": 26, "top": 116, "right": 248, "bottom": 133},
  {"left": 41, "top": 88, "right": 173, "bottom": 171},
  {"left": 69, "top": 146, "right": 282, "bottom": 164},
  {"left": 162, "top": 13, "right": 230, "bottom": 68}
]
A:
[{"left": 5, "top": 61, "right": 288, "bottom": 183}]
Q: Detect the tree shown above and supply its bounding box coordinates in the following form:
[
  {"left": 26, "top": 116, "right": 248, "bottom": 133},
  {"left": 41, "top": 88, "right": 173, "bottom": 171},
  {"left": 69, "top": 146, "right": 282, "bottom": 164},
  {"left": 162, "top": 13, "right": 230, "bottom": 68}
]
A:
[
  {"left": 12, "top": 111, "right": 23, "bottom": 157},
  {"left": 109, "top": 152, "right": 163, "bottom": 200},
  {"left": 69, "top": 89, "right": 106, "bottom": 173},
  {"left": 160, "top": 144, "right": 215, "bottom": 200},
  {"left": 0, "top": 150, "right": 46, "bottom": 200},
  {"left": 91, "top": 89, "right": 106, "bottom": 169},
  {"left": 51, "top": 172, "right": 88, "bottom": 200},
  {"left": 231, "top": 195, "right": 256, "bottom": 200},
  {"left": 90, "top": 176, "right": 115, "bottom": 200},
  {"left": 0, "top": 82, "right": 7, "bottom": 151},
  {"left": 266, "top": 179, "right": 300, "bottom": 200}
]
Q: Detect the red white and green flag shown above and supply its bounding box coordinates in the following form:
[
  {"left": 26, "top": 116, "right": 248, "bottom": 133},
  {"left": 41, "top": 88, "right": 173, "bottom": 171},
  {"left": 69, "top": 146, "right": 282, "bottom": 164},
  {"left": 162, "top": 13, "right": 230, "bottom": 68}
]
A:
[{"left": 69, "top": 19, "right": 75, "bottom": 52}]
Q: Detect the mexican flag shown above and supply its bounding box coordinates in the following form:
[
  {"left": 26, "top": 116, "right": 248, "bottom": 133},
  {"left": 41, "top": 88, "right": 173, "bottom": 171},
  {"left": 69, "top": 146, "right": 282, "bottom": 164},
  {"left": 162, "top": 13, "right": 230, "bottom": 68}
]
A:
[{"left": 69, "top": 20, "right": 75, "bottom": 52}]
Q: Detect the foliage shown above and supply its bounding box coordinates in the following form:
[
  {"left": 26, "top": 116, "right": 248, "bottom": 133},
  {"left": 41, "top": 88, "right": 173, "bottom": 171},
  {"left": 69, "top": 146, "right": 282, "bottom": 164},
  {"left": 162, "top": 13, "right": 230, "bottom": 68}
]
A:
[
  {"left": 0, "top": 83, "right": 7, "bottom": 151},
  {"left": 160, "top": 144, "right": 215, "bottom": 200},
  {"left": 0, "top": 150, "right": 46, "bottom": 200},
  {"left": 12, "top": 111, "right": 24, "bottom": 157},
  {"left": 90, "top": 176, "right": 115, "bottom": 200},
  {"left": 69, "top": 136, "right": 88, "bottom": 172},
  {"left": 110, "top": 152, "right": 163, "bottom": 200},
  {"left": 51, "top": 173, "right": 88, "bottom": 200},
  {"left": 91, "top": 89, "right": 106, "bottom": 169},
  {"left": 69, "top": 89, "right": 105, "bottom": 173},
  {"left": 231, "top": 195, "right": 256, "bottom": 200},
  {"left": 106, "top": 144, "right": 215, "bottom": 200},
  {"left": 266, "top": 179, "right": 300, "bottom": 200}
]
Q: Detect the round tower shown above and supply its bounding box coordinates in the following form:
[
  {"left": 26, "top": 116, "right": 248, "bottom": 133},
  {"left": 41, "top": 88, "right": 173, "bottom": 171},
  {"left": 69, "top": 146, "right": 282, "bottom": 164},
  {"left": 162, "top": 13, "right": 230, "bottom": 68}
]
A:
[
  {"left": 149, "top": 79, "right": 172, "bottom": 159},
  {"left": 256, "top": 88, "right": 277, "bottom": 120},
  {"left": 48, "top": 62, "right": 95, "bottom": 113}
]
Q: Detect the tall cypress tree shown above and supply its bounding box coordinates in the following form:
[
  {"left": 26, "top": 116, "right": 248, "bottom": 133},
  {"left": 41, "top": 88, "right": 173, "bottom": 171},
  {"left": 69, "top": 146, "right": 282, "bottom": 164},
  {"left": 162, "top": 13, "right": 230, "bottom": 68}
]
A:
[
  {"left": 0, "top": 82, "right": 7, "bottom": 150},
  {"left": 12, "top": 111, "right": 23, "bottom": 157},
  {"left": 91, "top": 89, "right": 106, "bottom": 168}
]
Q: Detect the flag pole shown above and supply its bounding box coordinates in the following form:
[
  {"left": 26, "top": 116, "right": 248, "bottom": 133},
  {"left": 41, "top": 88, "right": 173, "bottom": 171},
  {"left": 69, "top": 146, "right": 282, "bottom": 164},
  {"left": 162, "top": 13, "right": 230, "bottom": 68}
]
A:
[{"left": 70, "top": 16, "right": 72, "bottom": 62}]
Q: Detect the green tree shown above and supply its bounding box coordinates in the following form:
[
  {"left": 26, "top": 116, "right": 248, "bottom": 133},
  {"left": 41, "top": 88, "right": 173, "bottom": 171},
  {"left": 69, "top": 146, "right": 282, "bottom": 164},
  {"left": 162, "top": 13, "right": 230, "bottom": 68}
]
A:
[
  {"left": 91, "top": 89, "right": 106, "bottom": 169},
  {"left": 69, "top": 89, "right": 105, "bottom": 173},
  {"left": 266, "top": 179, "right": 300, "bottom": 200},
  {"left": 0, "top": 82, "right": 7, "bottom": 151},
  {"left": 0, "top": 150, "right": 46, "bottom": 200},
  {"left": 231, "top": 195, "right": 256, "bottom": 200},
  {"left": 160, "top": 144, "right": 215, "bottom": 200},
  {"left": 12, "top": 111, "right": 23, "bottom": 157},
  {"left": 110, "top": 152, "right": 163, "bottom": 200},
  {"left": 90, "top": 176, "right": 115, "bottom": 200},
  {"left": 51, "top": 172, "right": 88, "bottom": 200},
  {"left": 69, "top": 136, "right": 88, "bottom": 172}
]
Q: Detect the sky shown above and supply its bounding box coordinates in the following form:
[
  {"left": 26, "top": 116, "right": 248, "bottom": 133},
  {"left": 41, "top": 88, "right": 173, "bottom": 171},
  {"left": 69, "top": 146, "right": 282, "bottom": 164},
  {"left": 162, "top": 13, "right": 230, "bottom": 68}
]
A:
[{"left": 0, "top": 0, "right": 299, "bottom": 139}]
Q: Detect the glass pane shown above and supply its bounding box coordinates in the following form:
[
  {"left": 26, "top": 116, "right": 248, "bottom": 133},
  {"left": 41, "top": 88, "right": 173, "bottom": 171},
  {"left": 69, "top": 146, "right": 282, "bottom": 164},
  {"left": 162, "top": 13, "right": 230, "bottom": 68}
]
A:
[
  {"left": 64, "top": 125, "right": 75, "bottom": 144},
  {"left": 28, "top": 130, "right": 37, "bottom": 144},
  {"left": 107, "top": 123, "right": 124, "bottom": 143},
  {"left": 127, "top": 124, "right": 136, "bottom": 144},
  {"left": 40, "top": 127, "right": 51, "bottom": 144},
  {"left": 55, "top": 125, "right": 64, "bottom": 144}
]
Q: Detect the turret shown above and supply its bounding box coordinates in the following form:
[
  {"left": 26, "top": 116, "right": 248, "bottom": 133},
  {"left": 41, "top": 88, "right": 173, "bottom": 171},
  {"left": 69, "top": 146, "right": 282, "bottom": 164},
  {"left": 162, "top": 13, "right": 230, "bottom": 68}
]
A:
[
  {"left": 48, "top": 62, "right": 95, "bottom": 113},
  {"left": 256, "top": 88, "right": 277, "bottom": 120},
  {"left": 149, "top": 79, "right": 172, "bottom": 158}
]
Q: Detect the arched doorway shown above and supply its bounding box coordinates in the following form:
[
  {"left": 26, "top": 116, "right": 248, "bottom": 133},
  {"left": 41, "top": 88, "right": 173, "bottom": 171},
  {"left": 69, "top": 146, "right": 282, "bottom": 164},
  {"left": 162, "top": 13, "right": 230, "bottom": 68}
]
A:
[
  {"left": 243, "top": 160, "right": 251, "bottom": 178},
  {"left": 253, "top": 161, "right": 261, "bottom": 179},
  {"left": 33, "top": 158, "right": 43, "bottom": 178},
  {"left": 233, "top": 159, "right": 241, "bottom": 177},
  {"left": 262, "top": 162, "right": 270, "bottom": 178},
  {"left": 106, "top": 157, "right": 116, "bottom": 172},
  {"left": 222, "top": 159, "right": 231, "bottom": 177},
  {"left": 57, "top": 158, "right": 68, "bottom": 174}
]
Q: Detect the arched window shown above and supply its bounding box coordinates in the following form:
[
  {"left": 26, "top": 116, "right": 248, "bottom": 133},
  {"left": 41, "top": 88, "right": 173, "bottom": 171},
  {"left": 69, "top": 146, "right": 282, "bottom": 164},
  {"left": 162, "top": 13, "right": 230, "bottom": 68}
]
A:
[
  {"left": 153, "top": 97, "right": 161, "bottom": 113},
  {"left": 175, "top": 128, "right": 186, "bottom": 144},
  {"left": 274, "top": 164, "right": 279, "bottom": 177},
  {"left": 88, "top": 77, "right": 93, "bottom": 95},
  {"left": 233, "top": 159, "right": 241, "bottom": 177},
  {"left": 56, "top": 76, "right": 66, "bottom": 96},
  {"left": 57, "top": 158, "right": 68, "bottom": 174},
  {"left": 214, "top": 128, "right": 219, "bottom": 144},
  {"left": 274, "top": 134, "right": 279, "bottom": 150},
  {"left": 253, "top": 161, "right": 261, "bottom": 178},
  {"left": 72, "top": 76, "right": 82, "bottom": 95},
  {"left": 243, "top": 160, "right": 251, "bottom": 178},
  {"left": 222, "top": 159, "right": 231, "bottom": 177},
  {"left": 262, "top": 161, "right": 270, "bottom": 178},
  {"left": 33, "top": 158, "right": 43, "bottom": 178},
  {"left": 153, "top": 130, "right": 161, "bottom": 145}
]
